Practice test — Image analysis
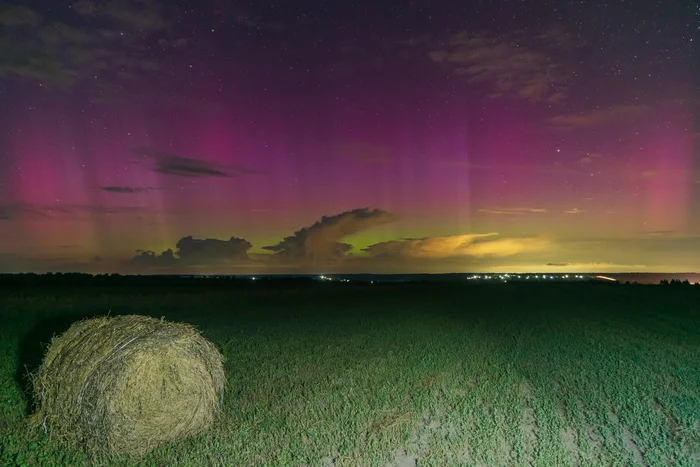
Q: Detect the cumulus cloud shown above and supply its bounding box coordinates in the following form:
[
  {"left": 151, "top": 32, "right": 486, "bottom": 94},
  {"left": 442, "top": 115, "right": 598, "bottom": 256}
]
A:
[
  {"left": 132, "top": 248, "right": 177, "bottom": 267},
  {"left": 425, "top": 28, "right": 572, "bottom": 103},
  {"left": 131, "top": 235, "right": 253, "bottom": 268},
  {"left": 549, "top": 104, "right": 651, "bottom": 128},
  {"left": 364, "top": 233, "right": 550, "bottom": 259},
  {"left": 176, "top": 236, "right": 252, "bottom": 263},
  {"left": 263, "top": 208, "right": 397, "bottom": 265}
]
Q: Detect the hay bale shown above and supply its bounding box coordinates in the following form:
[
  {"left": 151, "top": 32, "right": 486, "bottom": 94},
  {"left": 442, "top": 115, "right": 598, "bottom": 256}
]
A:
[{"left": 29, "top": 314, "right": 225, "bottom": 458}]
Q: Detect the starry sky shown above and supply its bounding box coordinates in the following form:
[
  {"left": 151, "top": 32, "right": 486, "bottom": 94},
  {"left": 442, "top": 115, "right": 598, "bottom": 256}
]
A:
[{"left": 0, "top": 0, "right": 698, "bottom": 274}]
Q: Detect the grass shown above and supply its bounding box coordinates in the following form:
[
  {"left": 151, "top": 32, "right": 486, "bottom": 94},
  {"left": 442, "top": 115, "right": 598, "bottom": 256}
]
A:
[{"left": 0, "top": 280, "right": 699, "bottom": 466}]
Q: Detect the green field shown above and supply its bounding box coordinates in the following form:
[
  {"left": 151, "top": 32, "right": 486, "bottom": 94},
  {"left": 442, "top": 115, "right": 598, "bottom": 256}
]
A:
[{"left": 1, "top": 281, "right": 699, "bottom": 466}]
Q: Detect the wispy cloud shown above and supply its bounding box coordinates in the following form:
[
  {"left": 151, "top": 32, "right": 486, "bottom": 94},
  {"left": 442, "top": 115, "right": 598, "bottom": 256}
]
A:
[
  {"left": 564, "top": 208, "right": 583, "bottom": 214},
  {"left": 0, "top": 202, "right": 143, "bottom": 221},
  {"left": 0, "top": 1, "right": 177, "bottom": 89},
  {"left": 478, "top": 207, "right": 548, "bottom": 215},
  {"left": 423, "top": 28, "right": 572, "bottom": 103},
  {"left": 491, "top": 262, "right": 649, "bottom": 272},
  {"left": 575, "top": 153, "right": 603, "bottom": 165},
  {"left": 549, "top": 104, "right": 651, "bottom": 128}
]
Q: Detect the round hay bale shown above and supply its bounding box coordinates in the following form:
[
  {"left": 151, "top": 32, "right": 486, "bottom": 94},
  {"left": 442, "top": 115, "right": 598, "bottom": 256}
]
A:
[{"left": 29, "top": 314, "right": 225, "bottom": 458}]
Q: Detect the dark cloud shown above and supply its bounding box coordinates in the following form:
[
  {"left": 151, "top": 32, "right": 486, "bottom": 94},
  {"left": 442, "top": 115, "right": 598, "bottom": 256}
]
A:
[
  {"left": 549, "top": 104, "right": 651, "bottom": 128},
  {"left": 0, "top": 203, "right": 53, "bottom": 220},
  {"left": 263, "top": 208, "right": 397, "bottom": 265},
  {"left": 546, "top": 262, "right": 570, "bottom": 267},
  {"left": 133, "top": 147, "right": 258, "bottom": 178},
  {"left": 421, "top": 28, "right": 573, "bottom": 103},
  {"left": 100, "top": 185, "right": 158, "bottom": 193},
  {"left": 327, "top": 141, "right": 391, "bottom": 164},
  {"left": 0, "top": 1, "right": 177, "bottom": 89},
  {"left": 176, "top": 236, "right": 252, "bottom": 264},
  {"left": 131, "top": 236, "right": 253, "bottom": 269},
  {"left": 132, "top": 248, "right": 178, "bottom": 267}
]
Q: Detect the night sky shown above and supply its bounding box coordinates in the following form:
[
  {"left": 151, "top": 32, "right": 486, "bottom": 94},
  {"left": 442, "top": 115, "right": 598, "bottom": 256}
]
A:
[{"left": 0, "top": 0, "right": 698, "bottom": 274}]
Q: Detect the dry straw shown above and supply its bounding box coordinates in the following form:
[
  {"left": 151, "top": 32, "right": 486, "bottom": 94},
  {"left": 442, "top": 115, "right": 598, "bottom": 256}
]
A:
[{"left": 29, "top": 314, "right": 225, "bottom": 458}]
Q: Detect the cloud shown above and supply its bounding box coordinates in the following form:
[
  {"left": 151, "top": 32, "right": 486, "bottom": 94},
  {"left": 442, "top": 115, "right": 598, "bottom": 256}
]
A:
[
  {"left": 441, "top": 160, "right": 583, "bottom": 177},
  {"left": 0, "top": 5, "right": 40, "bottom": 26},
  {"left": 549, "top": 104, "right": 651, "bottom": 128},
  {"left": 263, "top": 208, "right": 397, "bottom": 264},
  {"left": 477, "top": 207, "right": 548, "bottom": 215},
  {"left": 131, "top": 235, "right": 253, "bottom": 268},
  {"left": 0, "top": 204, "right": 26, "bottom": 220},
  {"left": 100, "top": 185, "right": 158, "bottom": 193},
  {"left": 364, "top": 233, "right": 550, "bottom": 259},
  {"left": 640, "top": 170, "right": 656, "bottom": 179},
  {"left": 206, "top": 4, "right": 284, "bottom": 32},
  {"left": 132, "top": 249, "right": 178, "bottom": 267},
  {"left": 0, "top": 1, "right": 177, "bottom": 89},
  {"left": 133, "top": 147, "right": 257, "bottom": 178},
  {"left": 575, "top": 153, "right": 603, "bottom": 165},
  {"left": 72, "top": 0, "right": 171, "bottom": 32},
  {"left": 425, "top": 28, "right": 571, "bottom": 103},
  {"left": 0, "top": 202, "right": 143, "bottom": 221},
  {"left": 327, "top": 141, "right": 391, "bottom": 164},
  {"left": 0, "top": 203, "right": 57, "bottom": 220},
  {"left": 175, "top": 236, "right": 252, "bottom": 264},
  {"left": 565, "top": 208, "right": 583, "bottom": 214},
  {"left": 491, "top": 262, "right": 649, "bottom": 273},
  {"left": 638, "top": 230, "right": 677, "bottom": 237}
]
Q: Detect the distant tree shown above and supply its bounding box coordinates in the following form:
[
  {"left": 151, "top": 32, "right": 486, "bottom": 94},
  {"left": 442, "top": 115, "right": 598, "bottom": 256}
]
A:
[{"left": 660, "top": 279, "right": 669, "bottom": 286}]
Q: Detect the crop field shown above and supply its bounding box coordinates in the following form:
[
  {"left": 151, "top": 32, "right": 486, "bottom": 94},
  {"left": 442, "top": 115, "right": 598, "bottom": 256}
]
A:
[{"left": 1, "top": 280, "right": 699, "bottom": 466}]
